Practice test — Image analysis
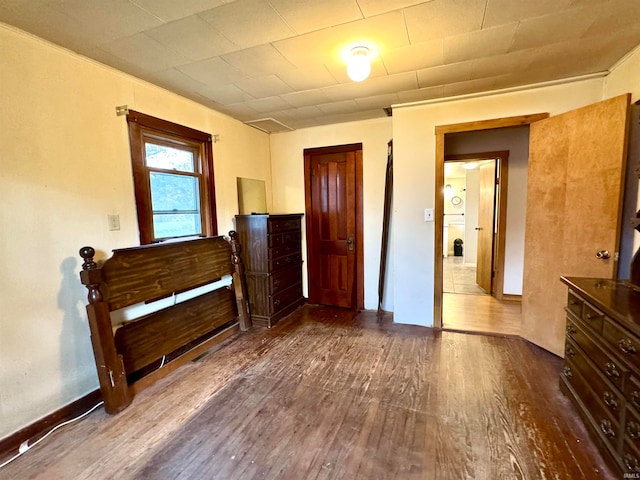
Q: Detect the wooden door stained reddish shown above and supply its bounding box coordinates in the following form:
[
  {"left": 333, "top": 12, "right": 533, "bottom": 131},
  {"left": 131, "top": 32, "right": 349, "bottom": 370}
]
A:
[{"left": 304, "top": 145, "right": 362, "bottom": 308}]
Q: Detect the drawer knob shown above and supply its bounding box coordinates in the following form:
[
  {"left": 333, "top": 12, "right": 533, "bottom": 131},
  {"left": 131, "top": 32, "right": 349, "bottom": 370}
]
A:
[
  {"left": 565, "top": 345, "right": 575, "bottom": 357},
  {"left": 603, "top": 391, "right": 618, "bottom": 410},
  {"left": 566, "top": 325, "right": 577, "bottom": 335},
  {"left": 562, "top": 366, "right": 573, "bottom": 379},
  {"left": 628, "top": 421, "right": 640, "bottom": 440},
  {"left": 625, "top": 453, "right": 640, "bottom": 472},
  {"left": 600, "top": 418, "right": 616, "bottom": 438},
  {"left": 273, "top": 298, "right": 281, "bottom": 306},
  {"left": 585, "top": 312, "right": 594, "bottom": 320},
  {"left": 605, "top": 362, "right": 620, "bottom": 379},
  {"left": 619, "top": 338, "right": 637, "bottom": 355},
  {"left": 632, "top": 391, "right": 640, "bottom": 409}
]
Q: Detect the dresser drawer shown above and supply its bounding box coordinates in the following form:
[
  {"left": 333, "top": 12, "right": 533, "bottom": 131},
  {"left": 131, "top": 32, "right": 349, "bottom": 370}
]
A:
[
  {"left": 565, "top": 338, "right": 623, "bottom": 421},
  {"left": 567, "top": 317, "right": 628, "bottom": 390},
  {"left": 626, "top": 405, "right": 640, "bottom": 450},
  {"left": 269, "top": 253, "right": 301, "bottom": 272},
  {"left": 603, "top": 318, "right": 640, "bottom": 371},
  {"left": 268, "top": 217, "right": 300, "bottom": 233},
  {"left": 562, "top": 359, "right": 620, "bottom": 454},
  {"left": 582, "top": 302, "right": 605, "bottom": 334},
  {"left": 270, "top": 264, "right": 302, "bottom": 293},
  {"left": 626, "top": 376, "right": 640, "bottom": 411},
  {"left": 623, "top": 439, "right": 640, "bottom": 473},
  {"left": 567, "top": 290, "right": 583, "bottom": 318},
  {"left": 269, "top": 243, "right": 298, "bottom": 260},
  {"left": 268, "top": 230, "right": 301, "bottom": 248},
  {"left": 269, "top": 282, "right": 302, "bottom": 315}
]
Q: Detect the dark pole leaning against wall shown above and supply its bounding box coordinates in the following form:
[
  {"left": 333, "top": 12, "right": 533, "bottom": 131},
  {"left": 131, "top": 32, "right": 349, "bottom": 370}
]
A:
[{"left": 378, "top": 139, "right": 393, "bottom": 316}]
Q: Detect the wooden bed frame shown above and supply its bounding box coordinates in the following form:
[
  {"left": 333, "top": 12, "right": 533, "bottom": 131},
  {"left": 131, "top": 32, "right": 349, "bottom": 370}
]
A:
[{"left": 79, "top": 232, "right": 251, "bottom": 414}]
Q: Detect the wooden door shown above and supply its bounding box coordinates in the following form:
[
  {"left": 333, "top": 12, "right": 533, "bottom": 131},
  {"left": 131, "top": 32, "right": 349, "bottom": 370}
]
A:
[
  {"left": 522, "top": 94, "right": 630, "bottom": 356},
  {"left": 304, "top": 144, "right": 363, "bottom": 308},
  {"left": 476, "top": 161, "right": 496, "bottom": 293}
]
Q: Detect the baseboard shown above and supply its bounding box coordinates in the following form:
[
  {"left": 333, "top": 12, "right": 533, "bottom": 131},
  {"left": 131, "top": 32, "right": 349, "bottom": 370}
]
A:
[
  {"left": 0, "top": 389, "right": 101, "bottom": 462},
  {"left": 501, "top": 294, "right": 522, "bottom": 302}
]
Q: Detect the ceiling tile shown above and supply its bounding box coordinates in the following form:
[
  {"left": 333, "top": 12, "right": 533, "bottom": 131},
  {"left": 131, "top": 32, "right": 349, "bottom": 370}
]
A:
[
  {"left": 269, "top": 0, "right": 362, "bottom": 34},
  {"left": 221, "top": 44, "right": 295, "bottom": 76},
  {"left": 322, "top": 72, "right": 418, "bottom": 101},
  {"left": 273, "top": 11, "right": 409, "bottom": 68},
  {"left": 404, "top": 0, "right": 486, "bottom": 44},
  {"left": 395, "top": 86, "right": 445, "bottom": 104},
  {"left": 277, "top": 105, "right": 325, "bottom": 120},
  {"left": 198, "top": 0, "right": 295, "bottom": 49},
  {"left": 242, "top": 95, "right": 293, "bottom": 113},
  {"left": 442, "top": 76, "right": 500, "bottom": 97},
  {"left": 583, "top": 0, "right": 640, "bottom": 35},
  {"left": 195, "top": 83, "right": 255, "bottom": 104},
  {"left": 99, "top": 33, "right": 190, "bottom": 72},
  {"left": 317, "top": 99, "right": 360, "bottom": 115},
  {"left": 145, "top": 15, "right": 238, "bottom": 61},
  {"left": 483, "top": 0, "right": 572, "bottom": 28},
  {"left": 417, "top": 61, "right": 475, "bottom": 88},
  {"left": 178, "top": 57, "right": 248, "bottom": 86},
  {"left": 235, "top": 74, "right": 294, "bottom": 97},
  {"left": 381, "top": 39, "right": 444, "bottom": 75},
  {"left": 443, "top": 23, "right": 517, "bottom": 64},
  {"left": 469, "top": 50, "right": 532, "bottom": 79},
  {"left": 509, "top": 7, "right": 594, "bottom": 52},
  {"left": 280, "top": 89, "right": 332, "bottom": 108},
  {"left": 276, "top": 65, "right": 338, "bottom": 90},
  {"left": 47, "top": 0, "right": 164, "bottom": 43},
  {"left": 354, "top": 93, "right": 400, "bottom": 109},
  {"left": 130, "top": 0, "right": 227, "bottom": 22},
  {"left": 356, "top": 0, "right": 425, "bottom": 18},
  {"left": 147, "top": 68, "right": 208, "bottom": 94}
]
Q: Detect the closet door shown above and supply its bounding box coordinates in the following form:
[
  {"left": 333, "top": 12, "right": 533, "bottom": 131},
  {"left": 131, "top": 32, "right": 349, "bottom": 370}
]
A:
[{"left": 522, "top": 94, "right": 630, "bottom": 356}]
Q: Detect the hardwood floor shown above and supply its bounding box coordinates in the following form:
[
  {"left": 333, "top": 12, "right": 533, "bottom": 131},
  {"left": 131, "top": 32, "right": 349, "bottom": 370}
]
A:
[
  {"left": 0, "top": 306, "right": 614, "bottom": 479},
  {"left": 442, "top": 292, "right": 522, "bottom": 337}
]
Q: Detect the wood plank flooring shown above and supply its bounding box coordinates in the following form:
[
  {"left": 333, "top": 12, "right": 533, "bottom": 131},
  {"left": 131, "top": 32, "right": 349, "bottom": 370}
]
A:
[
  {"left": 443, "top": 292, "right": 522, "bottom": 337},
  {"left": 0, "top": 306, "right": 614, "bottom": 479}
]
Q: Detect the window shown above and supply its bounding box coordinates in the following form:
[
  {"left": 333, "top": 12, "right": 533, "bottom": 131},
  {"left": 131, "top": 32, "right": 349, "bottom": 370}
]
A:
[{"left": 126, "top": 110, "right": 217, "bottom": 244}]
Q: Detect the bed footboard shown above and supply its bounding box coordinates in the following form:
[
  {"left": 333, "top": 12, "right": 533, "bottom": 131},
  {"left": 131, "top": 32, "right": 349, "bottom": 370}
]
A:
[{"left": 79, "top": 232, "right": 250, "bottom": 414}]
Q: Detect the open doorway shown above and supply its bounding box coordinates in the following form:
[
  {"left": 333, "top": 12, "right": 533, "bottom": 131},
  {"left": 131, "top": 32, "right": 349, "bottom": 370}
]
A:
[
  {"left": 434, "top": 119, "right": 544, "bottom": 336},
  {"left": 442, "top": 152, "right": 507, "bottom": 298}
]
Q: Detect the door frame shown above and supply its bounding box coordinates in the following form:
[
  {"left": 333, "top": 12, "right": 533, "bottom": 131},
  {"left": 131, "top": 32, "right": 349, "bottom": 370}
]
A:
[
  {"left": 434, "top": 114, "right": 549, "bottom": 329},
  {"left": 303, "top": 143, "right": 364, "bottom": 309},
  {"left": 444, "top": 152, "right": 509, "bottom": 299}
]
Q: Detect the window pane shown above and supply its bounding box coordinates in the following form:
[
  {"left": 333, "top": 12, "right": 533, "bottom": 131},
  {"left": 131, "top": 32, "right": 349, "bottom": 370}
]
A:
[
  {"left": 150, "top": 172, "right": 199, "bottom": 212},
  {"left": 145, "top": 142, "right": 195, "bottom": 172},
  {"left": 153, "top": 213, "right": 202, "bottom": 239}
]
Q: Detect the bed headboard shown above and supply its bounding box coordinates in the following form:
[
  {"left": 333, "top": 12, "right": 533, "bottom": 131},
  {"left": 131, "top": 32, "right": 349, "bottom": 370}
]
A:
[{"left": 79, "top": 232, "right": 250, "bottom": 414}]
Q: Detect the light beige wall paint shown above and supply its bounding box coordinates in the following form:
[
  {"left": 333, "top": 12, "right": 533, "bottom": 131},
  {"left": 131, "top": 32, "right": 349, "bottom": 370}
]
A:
[
  {"left": 392, "top": 78, "right": 605, "bottom": 326},
  {"left": 604, "top": 45, "right": 640, "bottom": 103},
  {"left": 269, "top": 117, "right": 393, "bottom": 311},
  {"left": 0, "top": 25, "right": 271, "bottom": 440}
]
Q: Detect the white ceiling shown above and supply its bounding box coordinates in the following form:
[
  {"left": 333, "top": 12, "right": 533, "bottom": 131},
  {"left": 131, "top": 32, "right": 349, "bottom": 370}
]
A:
[{"left": 2, "top": 0, "right": 639, "bottom": 132}]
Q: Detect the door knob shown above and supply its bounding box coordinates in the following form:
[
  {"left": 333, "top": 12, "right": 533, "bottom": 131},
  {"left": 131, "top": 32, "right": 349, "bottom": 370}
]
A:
[
  {"left": 347, "top": 236, "right": 354, "bottom": 251},
  {"left": 595, "top": 250, "right": 611, "bottom": 260}
]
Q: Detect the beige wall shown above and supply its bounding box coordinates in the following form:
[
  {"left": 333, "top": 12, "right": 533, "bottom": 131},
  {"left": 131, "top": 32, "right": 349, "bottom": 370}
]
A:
[
  {"left": 269, "top": 117, "right": 394, "bottom": 311},
  {"left": 0, "top": 25, "right": 272, "bottom": 440}
]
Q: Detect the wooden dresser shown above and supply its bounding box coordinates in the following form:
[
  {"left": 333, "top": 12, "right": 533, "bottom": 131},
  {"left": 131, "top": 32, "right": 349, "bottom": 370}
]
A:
[
  {"left": 235, "top": 214, "right": 304, "bottom": 327},
  {"left": 560, "top": 276, "right": 640, "bottom": 475}
]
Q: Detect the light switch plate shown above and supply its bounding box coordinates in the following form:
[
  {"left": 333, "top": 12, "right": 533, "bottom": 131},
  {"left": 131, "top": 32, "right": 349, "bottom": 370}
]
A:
[
  {"left": 108, "top": 214, "right": 120, "bottom": 231},
  {"left": 424, "top": 208, "right": 434, "bottom": 222}
]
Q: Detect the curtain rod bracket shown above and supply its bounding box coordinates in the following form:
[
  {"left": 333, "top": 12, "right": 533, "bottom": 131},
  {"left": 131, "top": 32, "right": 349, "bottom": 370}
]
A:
[{"left": 115, "top": 105, "right": 129, "bottom": 116}]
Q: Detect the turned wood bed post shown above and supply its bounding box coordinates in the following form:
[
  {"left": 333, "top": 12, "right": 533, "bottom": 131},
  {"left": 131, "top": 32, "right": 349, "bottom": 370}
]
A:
[
  {"left": 79, "top": 247, "right": 131, "bottom": 414},
  {"left": 229, "top": 231, "right": 252, "bottom": 331}
]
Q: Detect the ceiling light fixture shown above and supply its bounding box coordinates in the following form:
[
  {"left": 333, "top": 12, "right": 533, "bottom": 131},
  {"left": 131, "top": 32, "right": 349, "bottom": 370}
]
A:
[{"left": 347, "top": 46, "right": 371, "bottom": 82}]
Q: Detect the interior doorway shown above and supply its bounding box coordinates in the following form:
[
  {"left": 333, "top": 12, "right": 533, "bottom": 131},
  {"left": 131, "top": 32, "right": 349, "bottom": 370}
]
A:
[{"left": 442, "top": 152, "right": 508, "bottom": 300}]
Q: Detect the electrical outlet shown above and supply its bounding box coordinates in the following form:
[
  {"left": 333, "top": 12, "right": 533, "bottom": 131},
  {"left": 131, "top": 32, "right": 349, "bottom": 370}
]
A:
[
  {"left": 424, "top": 208, "right": 434, "bottom": 222},
  {"left": 108, "top": 214, "right": 120, "bottom": 231}
]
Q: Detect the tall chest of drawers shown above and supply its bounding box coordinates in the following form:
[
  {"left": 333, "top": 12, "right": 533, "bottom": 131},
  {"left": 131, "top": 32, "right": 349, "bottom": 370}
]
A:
[
  {"left": 560, "top": 277, "right": 640, "bottom": 475},
  {"left": 235, "top": 214, "right": 304, "bottom": 327}
]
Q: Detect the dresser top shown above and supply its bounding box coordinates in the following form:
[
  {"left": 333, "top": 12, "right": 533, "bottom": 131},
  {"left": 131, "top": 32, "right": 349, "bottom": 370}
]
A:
[{"left": 561, "top": 277, "right": 640, "bottom": 333}]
